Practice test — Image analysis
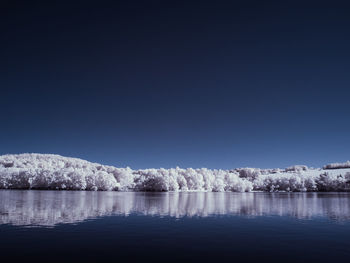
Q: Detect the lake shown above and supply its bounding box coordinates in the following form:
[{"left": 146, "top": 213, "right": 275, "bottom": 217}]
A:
[{"left": 1, "top": 190, "right": 350, "bottom": 262}]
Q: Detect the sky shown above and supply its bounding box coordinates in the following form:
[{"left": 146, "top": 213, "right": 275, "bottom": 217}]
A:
[{"left": 1, "top": 0, "right": 350, "bottom": 169}]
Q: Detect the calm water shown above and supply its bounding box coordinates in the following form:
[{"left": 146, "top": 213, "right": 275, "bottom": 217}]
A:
[{"left": 1, "top": 190, "right": 350, "bottom": 262}]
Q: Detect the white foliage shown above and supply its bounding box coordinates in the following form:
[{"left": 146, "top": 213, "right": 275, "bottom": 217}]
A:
[
  {"left": 1, "top": 154, "right": 350, "bottom": 192},
  {"left": 285, "top": 165, "right": 308, "bottom": 172},
  {"left": 323, "top": 161, "right": 350, "bottom": 170}
]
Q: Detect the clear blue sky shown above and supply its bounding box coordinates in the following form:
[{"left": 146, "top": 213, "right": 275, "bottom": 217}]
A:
[{"left": 1, "top": 0, "right": 349, "bottom": 169}]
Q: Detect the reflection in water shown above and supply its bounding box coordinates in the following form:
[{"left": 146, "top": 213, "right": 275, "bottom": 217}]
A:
[{"left": 1, "top": 190, "right": 350, "bottom": 226}]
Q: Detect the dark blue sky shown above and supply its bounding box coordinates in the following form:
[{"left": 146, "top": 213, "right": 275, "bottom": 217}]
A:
[{"left": 1, "top": 0, "right": 350, "bottom": 169}]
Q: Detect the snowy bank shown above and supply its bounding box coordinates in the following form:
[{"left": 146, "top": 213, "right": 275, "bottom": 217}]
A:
[{"left": 0, "top": 154, "right": 350, "bottom": 192}]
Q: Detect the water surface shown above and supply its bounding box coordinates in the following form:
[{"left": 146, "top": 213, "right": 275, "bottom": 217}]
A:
[{"left": 1, "top": 190, "right": 350, "bottom": 262}]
